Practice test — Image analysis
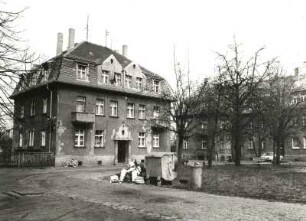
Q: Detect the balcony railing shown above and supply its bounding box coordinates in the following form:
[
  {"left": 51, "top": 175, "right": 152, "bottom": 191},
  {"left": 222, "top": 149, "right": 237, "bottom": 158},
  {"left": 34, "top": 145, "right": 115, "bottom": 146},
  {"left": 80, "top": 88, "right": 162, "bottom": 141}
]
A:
[{"left": 71, "top": 112, "right": 95, "bottom": 124}]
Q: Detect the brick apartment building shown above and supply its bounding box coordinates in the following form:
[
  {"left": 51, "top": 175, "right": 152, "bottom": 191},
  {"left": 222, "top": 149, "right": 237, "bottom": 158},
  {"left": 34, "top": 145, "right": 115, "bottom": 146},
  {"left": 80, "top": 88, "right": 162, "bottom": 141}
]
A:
[{"left": 10, "top": 29, "right": 172, "bottom": 166}]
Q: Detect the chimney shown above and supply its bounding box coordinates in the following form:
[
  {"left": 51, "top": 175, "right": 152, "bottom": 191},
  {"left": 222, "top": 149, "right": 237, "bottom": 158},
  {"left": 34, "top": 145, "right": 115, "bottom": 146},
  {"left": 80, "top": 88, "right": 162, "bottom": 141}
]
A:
[
  {"left": 68, "top": 28, "right": 75, "bottom": 49},
  {"left": 295, "top": 67, "right": 299, "bottom": 77},
  {"left": 56, "top": 33, "right": 63, "bottom": 55},
  {"left": 122, "top": 45, "right": 128, "bottom": 57}
]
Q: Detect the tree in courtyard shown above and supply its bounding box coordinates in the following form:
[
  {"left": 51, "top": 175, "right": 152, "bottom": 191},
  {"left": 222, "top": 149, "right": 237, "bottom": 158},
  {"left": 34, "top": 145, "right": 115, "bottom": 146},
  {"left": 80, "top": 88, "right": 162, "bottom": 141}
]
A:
[
  {"left": 215, "top": 40, "right": 275, "bottom": 166},
  {"left": 263, "top": 65, "right": 301, "bottom": 165},
  {"left": 160, "top": 51, "right": 203, "bottom": 167},
  {"left": 0, "top": 5, "right": 35, "bottom": 131}
]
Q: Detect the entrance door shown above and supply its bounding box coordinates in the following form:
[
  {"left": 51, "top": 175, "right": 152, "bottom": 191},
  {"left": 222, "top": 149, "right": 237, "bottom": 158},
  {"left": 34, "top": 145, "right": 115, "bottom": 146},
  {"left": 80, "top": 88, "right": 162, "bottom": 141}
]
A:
[{"left": 118, "top": 141, "right": 128, "bottom": 163}]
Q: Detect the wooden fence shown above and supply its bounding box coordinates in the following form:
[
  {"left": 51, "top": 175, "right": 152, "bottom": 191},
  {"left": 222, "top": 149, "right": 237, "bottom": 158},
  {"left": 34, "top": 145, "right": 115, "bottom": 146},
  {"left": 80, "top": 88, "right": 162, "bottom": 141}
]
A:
[{"left": 0, "top": 152, "right": 55, "bottom": 167}]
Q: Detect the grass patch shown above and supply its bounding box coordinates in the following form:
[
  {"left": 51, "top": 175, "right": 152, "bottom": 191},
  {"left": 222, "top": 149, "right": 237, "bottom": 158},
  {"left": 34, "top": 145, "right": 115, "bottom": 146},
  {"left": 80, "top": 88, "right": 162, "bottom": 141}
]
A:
[{"left": 177, "top": 165, "right": 306, "bottom": 204}]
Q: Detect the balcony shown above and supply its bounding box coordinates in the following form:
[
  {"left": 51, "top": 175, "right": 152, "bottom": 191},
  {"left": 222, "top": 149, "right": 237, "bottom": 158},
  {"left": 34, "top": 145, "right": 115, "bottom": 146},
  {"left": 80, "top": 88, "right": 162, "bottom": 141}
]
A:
[{"left": 71, "top": 112, "right": 95, "bottom": 124}]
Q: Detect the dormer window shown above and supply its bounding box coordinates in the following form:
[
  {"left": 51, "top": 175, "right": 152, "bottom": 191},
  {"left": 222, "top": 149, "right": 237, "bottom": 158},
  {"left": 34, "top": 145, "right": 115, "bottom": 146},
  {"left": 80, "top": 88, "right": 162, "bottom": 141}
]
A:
[
  {"left": 125, "top": 75, "right": 132, "bottom": 88},
  {"left": 153, "top": 80, "right": 160, "bottom": 93},
  {"left": 115, "top": 73, "right": 121, "bottom": 86},
  {"left": 30, "top": 72, "right": 37, "bottom": 86},
  {"left": 101, "top": 71, "right": 109, "bottom": 84},
  {"left": 77, "top": 64, "right": 88, "bottom": 81},
  {"left": 136, "top": 77, "right": 143, "bottom": 90},
  {"left": 41, "top": 69, "right": 49, "bottom": 82}
]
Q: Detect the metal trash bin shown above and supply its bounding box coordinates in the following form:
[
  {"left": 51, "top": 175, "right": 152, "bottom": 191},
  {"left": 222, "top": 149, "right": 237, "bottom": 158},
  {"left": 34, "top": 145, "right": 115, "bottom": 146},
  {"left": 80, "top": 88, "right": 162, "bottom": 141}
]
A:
[{"left": 145, "top": 152, "right": 177, "bottom": 186}]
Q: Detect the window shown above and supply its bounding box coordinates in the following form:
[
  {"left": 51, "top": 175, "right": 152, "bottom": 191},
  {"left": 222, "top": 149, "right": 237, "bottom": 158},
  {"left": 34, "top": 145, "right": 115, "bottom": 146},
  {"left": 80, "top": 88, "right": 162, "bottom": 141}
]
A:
[
  {"left": 20, "top": 105, "right": 24, "bottom": 119},
  {"left": 41, "top": 69, "right": 49, "bottom": 82},
  {"left": 95, "top": 99, "right": 105, "bottom": 115},
  {"left": 18, "top": 132, "right": 23, "bottom": 148},
  {"left": 153, "top": 80, "right": 160, "bottom": 93},
  {"left": 30, "top": 101, "right": 36, "bottom": 116},
  {"left": 153, "top": 132, "right": 159, "bottom": 148},
  {"left": 153, "top": 106, "right": 160, "bottom": 118},
  {"left": 29, "top": 130, "right": 35, "bottom": 147},
  {"left": 42, "top": 99, "right": 47, "bottom": 114},
  {"left": 127, "top": 103, "right": 135, "bottom": 118},
  {"left": 201, "top": 121, "right": 207, "bottom": 130},
  {"left": 30, "top": 72, "right": 37, "bottom": 86},
  {"left": 41, "top": 131, "right": 46, "bottom": 147},
  {"left": 220, "top": 135, "right": 231, "bottom": 150},
  {"left": 303, "top": 116, "right": 306, "bottom": 126},
  {"left": 136, "top": 77, "right": 143, "bottom": 89},
  {"left": 76, "top": 96, "right": 86, "bottom": 112},
  {"left": 303, "top": 137, "right": 306, "bottom": 149},
  {"left": 202, "top": 139, "right": 207, "bottom": 149},
  {"left": 138, "top": 132, "right": 145, "bottom": 147},
  {"left": 95, "top": 130, "right": 104, "bottom": 148},
  {"left": 139, "top": 105, "right": 146, "bottom": 119},
  {"left": 77, "top": 64, "right": 88, "bottom": 81},
  {"left": 248, "top": 138, "right": 254, "bottom": 149},
  {"left": 292, "top": 137, "right": 300, "bottom": 149},
  {"left": 125, "top": 75, "right": 132, "bottom": 88},
  {"left": 183, "top": 140, "right": 188, "bottom": 149},
  {"left": 101, "top": 71, "right": 109, "bottom": 84},
  {"left": 115, "top": 73, "right": 121, "bottom": 86},
  {"left": 110, "top": 101, "right": 118, "bottom": 117},
  {"left": 75, "top": 129, "right": 85, "bottom": 147},
  {"left": 261, "top": 141, "right": 265, "bottom": 149}
]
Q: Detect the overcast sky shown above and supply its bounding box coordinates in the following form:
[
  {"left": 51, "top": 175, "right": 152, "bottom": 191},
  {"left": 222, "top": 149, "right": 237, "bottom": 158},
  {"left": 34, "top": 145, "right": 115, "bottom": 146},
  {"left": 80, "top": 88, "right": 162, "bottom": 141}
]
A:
[{"left": 5, "top": 0, "right": 306, "bottom": 87}]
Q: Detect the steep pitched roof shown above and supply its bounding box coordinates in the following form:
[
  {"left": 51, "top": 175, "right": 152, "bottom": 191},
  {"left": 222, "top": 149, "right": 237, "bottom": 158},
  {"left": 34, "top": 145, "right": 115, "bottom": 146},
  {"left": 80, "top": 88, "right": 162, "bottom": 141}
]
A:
[{"left": 64, "top": 41, "right": 164, "bottom": 79}]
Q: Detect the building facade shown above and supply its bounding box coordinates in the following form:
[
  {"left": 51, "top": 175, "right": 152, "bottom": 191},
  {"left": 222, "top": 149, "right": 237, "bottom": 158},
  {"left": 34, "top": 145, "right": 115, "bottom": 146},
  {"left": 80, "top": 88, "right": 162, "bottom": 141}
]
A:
[{"left": 11, "top": 38, "right": 171, "bottom": 166}]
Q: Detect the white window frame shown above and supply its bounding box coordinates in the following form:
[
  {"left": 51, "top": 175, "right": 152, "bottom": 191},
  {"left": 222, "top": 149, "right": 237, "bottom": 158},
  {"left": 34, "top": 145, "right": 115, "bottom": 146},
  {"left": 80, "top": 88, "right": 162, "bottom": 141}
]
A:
[
  {"left": 30, "top": 101, "right": 35, "bottom": 116},
  {"left": 110, "top": 101, "right": 118, "bottom": 117},
  {"left": 153, "top": 106, "right": 160, "bottom": 118},
  {"left": 139, "top": 104, "right": 146, "bottom": 119},
  {"left": 115, "top": 73, "right": 121, "bottom": 86},
  {"left": 76, "top": 96, "right": 86, "bottom": 112},
  {"left": 248, "top": 138, "right": 254, "bottom": 149},
  {"left": 153, "top": 80, "right": 160, "bottom": 93},
  {"left": 153, "top": 132, "right": 159, "bottom": 148},
  {"left": 42, "top": 99, "right": 47, "bottom": 114},
  {"left": 292, "top": 138, "right": 300, "bottom": 149},
  {"left": 125, "top": 75, "right": 132, "bottom": 88},
  {"left": 29, "top": 130, "right": 35, "bottom": 147},
  {"left": 77, "top": 64, "right": 88, "bottom": 81},
  {"left": 138, "top": 132, "right": 146, "bottom": 147},
  {"left": 18, "top": 132, "right": 23, "bottom": 148},
  {"left": 42, "top": 69, "right": 49, "bottom": 82},
  {"left": 136, "top": 77, "right": 143, "bottom": 90},
  {"left": 101, "top": 71, "right": 109, "bottom": 84},
  {"left": 20, "top": 105, "right": 24, "bottom": 119},
  {"left": 127, "top": 103, "right": 135, "bottom": 118},
  {"left": 95, "top": 99, "right": 105, "bottom": 115},
  {"left": 75, "top": 129, "right": 85, "bottom": 147},
  {"left": 41, "top": 131, "right": 46, "bottom": 147},
  {"left": 183, "top": 140, "right": 188, "bottom": 149},
  {"left": 95, "top": 130, "right": 104, "bottom": 148},
  {"left": 202, "top": 139, "right": 207, "bottom": 149},
  {"left": 303, "top": 137, "right": 306, "bottom": 149},
  {"left": 201, "top": 121, "right": 207, "bottom": 130}
]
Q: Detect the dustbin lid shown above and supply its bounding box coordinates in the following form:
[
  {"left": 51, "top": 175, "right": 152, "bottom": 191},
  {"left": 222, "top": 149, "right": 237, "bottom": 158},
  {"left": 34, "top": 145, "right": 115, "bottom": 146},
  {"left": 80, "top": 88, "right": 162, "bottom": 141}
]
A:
[{"left": 145, "top": 152, "right": 176, "bottom": 158}]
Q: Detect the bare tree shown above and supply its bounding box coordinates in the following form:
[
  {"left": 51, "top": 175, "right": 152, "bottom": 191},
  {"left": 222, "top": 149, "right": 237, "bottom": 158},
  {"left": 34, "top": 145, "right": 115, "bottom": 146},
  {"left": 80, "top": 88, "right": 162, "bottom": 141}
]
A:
[
  {"left": 160, "top": 50, "right": 202, "bottom": 167},
  {"left": 215, "top": 40, "right": 275, "bottom": 166},
  {"left": 263, "top": 66, "right": 301, "bottom": 165},
  {"left": 0, "top": 4, "right": 35, "bottom": 132}
]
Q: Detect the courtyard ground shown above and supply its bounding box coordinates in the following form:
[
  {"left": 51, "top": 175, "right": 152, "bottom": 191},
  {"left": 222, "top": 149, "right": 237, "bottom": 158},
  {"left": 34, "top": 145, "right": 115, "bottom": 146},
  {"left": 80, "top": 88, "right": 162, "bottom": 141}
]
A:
[
  {"left": 176, "top": 162, "right": 306, "bottom": 204},
  {"left": 0, "top": 165, "right": 306, "bottom": 221}
]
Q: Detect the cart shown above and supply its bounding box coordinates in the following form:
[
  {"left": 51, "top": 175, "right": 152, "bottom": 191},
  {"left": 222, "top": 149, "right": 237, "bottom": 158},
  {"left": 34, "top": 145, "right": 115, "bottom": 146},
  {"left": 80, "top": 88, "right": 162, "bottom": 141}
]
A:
[{"left": 145, "top": 152, "right": 177, "bottom": 186}]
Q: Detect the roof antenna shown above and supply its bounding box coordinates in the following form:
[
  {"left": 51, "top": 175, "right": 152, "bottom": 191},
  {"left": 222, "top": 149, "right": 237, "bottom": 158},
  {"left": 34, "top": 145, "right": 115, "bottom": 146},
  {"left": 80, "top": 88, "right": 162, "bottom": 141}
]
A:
[
  {"left": 105, "top": 29, "right": 109, "bottom": 47},
  {"left": 86, "top": 15, "right": 89, "bottom": 41}
]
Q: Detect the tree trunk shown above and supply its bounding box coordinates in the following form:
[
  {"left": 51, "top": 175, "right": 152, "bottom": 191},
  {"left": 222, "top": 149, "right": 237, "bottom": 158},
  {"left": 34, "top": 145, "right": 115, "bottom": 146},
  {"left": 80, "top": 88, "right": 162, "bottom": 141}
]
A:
[
  {"left": 177, "top": 135, "right": 184, "bottom": 169},
  {"left": 275, "top": 135, "right": 281, "bottom": 165}
]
